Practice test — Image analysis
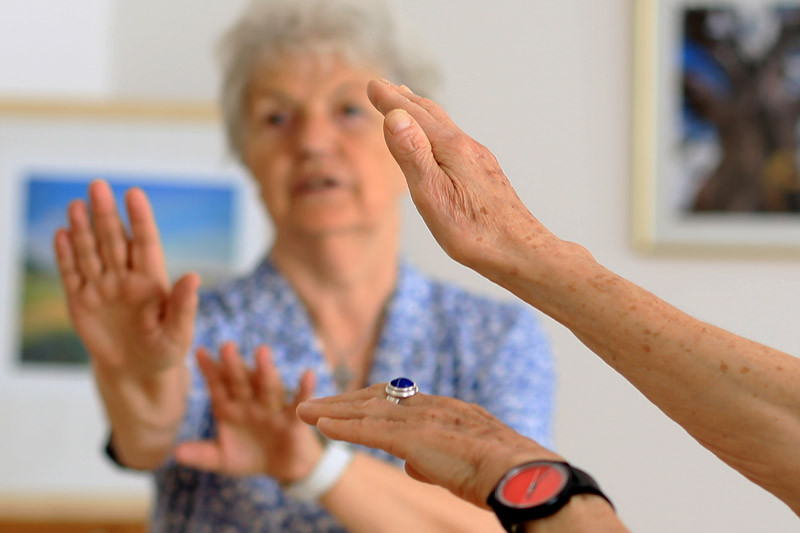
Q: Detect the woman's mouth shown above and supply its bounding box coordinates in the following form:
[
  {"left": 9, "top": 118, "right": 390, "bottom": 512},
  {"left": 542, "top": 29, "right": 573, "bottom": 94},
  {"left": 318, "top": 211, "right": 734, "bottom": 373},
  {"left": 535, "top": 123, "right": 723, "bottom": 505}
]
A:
[{"left": 294, "top": 175, "right": 346, "bottom": 194}]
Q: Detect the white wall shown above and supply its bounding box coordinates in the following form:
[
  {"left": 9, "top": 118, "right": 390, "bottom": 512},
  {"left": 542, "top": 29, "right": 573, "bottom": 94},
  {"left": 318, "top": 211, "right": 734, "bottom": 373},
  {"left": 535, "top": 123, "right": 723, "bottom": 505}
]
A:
[{"left": 1, "top": 0, "right": 798, "bottom": 531}]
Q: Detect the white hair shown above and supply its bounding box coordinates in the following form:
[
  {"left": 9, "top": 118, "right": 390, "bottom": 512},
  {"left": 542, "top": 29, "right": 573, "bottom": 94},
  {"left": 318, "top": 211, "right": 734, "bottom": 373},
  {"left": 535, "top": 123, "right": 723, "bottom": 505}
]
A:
[{"left": 217, "top": 0, "right": 442, "bottom": 161}]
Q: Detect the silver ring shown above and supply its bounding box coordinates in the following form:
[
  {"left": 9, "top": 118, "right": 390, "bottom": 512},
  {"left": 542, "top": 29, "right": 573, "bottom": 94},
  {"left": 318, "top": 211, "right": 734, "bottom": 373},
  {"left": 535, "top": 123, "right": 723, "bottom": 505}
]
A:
[{"left": 385, "top": 377, "right": 418, "bottom": 404}]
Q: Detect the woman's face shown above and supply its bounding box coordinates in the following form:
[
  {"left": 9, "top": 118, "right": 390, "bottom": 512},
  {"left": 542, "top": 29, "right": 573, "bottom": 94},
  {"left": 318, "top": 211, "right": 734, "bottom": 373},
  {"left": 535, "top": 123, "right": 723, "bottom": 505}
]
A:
[{"left": 241, "top": 52, "right": 408, "bottom": 239}]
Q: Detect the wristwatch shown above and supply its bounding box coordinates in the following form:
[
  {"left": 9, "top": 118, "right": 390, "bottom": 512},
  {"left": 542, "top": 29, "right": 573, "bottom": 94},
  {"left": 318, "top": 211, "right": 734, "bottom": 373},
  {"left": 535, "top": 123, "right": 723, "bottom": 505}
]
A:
[{"left": 487, "top": 460, "right": 613, "bottom": 532}]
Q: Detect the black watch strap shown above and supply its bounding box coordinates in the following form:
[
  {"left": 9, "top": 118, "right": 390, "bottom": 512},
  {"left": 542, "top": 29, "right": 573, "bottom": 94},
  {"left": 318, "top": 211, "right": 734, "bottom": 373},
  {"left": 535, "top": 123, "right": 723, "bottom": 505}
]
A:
[{"left": 569, "top": 465, "right": 613, "bottom": 507}]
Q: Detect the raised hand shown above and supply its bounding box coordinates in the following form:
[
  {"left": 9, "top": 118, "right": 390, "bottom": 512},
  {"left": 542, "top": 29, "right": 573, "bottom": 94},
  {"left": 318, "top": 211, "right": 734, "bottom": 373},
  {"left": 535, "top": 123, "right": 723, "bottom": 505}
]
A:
[
  {"left": 53, "top": 179, "right": 199, "bottom": 378},
  {"left": 296, "top": 384, "right": 562, "bottom": 509},
  {"left": 366, "top": 79, "right": 559, "bottom": 277},
  {"left": 175, "top": 343, "right": 322, "bottom": 482}
]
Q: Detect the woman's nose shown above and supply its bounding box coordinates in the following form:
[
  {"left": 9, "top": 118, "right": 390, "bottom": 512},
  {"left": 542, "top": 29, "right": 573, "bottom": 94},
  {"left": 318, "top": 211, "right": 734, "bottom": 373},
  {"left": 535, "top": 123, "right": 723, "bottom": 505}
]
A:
[{"left": 294, "top": 113, "right": 337, "bottom": 157}]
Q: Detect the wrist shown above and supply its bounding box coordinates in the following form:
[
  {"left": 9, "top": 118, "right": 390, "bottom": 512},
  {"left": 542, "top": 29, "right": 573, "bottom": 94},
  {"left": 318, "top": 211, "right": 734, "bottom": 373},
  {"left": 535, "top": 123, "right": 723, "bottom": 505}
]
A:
[
  {"left": 281, "top": 439, "right": 355, "bottom": 501},
  {"left": 94, "top": 363, "right": 189, "bottom": 432}
]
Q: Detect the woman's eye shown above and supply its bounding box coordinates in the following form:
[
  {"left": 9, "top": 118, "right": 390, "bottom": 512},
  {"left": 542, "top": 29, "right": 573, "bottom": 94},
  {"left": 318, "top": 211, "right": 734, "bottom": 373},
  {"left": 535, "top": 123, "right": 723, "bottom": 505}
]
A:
[
  {"left": 340, "top": 104, "right": 364, "bottom": 118},
  {"left": 264, "top": 112, "right": 288, "bottom": 126}
]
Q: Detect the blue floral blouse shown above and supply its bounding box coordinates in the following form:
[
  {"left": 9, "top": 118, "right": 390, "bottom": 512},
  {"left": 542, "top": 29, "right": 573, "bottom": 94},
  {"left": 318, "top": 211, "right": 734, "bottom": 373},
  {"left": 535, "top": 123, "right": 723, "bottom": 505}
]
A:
[{"left": 148, "top": 257, "right": 555, "bottom": 532}]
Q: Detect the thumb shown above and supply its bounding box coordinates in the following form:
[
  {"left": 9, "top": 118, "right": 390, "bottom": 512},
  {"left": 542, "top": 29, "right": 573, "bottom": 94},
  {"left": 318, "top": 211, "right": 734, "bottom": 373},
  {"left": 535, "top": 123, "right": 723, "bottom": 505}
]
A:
[
  {"left": 383, "top": 108, "right": 443, "bottom": 192},
  {"left": 164, "top": 272, "right": 200, "bottom": 343},
  {"left": 174, "top": 440, "right": 223, "bottom": 472}
]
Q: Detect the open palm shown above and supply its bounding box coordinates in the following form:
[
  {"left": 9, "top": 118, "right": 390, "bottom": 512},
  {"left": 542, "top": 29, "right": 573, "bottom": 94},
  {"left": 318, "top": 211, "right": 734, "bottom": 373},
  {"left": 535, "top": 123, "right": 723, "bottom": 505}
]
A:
[
  {"left": 175, "top": 344, "right": 321, "bottom": 482},
  {"left": 54, "top": 180, "right": 199, "bottom": 377}
]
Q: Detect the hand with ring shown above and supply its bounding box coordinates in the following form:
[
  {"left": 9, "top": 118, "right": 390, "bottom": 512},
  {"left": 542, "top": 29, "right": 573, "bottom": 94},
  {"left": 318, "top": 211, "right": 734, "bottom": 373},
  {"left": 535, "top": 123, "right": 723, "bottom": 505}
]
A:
[
  {"left": 296, "top": 383, "right": 563, "bottom": 510},
  {"left": 175, "top": 342, "right": 323, "bottom": 482}
]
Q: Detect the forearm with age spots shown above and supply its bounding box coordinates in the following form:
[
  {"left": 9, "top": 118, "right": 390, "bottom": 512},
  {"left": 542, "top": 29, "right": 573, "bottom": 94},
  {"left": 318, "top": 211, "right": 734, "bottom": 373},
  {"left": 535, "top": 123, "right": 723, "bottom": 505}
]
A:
[{"left": 492, "top": 237, "right": 800, "bottom": 511}]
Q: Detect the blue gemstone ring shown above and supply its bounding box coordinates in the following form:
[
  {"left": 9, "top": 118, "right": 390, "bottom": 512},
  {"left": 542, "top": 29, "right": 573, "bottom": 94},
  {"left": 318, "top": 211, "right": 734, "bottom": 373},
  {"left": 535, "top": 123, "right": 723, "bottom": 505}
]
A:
[{"left": 385, "top": 377, "right": 419, "bottom": 404}]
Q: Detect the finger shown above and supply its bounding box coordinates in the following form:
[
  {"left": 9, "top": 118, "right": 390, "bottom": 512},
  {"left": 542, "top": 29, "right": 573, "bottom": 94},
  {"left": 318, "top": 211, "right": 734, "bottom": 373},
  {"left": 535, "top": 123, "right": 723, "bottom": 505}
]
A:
[
  {"left": 300, "top": 383, "right": 386, "bottom": 406},
  {"left": 162, "top": 272, "right": 200, "bottom": 346},
  {"left": 297, "top": 387, "right": 442, "bottom": 426},
  {"left": 297, "top": 393, "right": 394, "bottom": 425},
  {"left": 404, "top": 462, "right": 433, "bottom": 485},
  {"left": 88, "top": 180, "right": 129, "bottom": 273},
  {"left": 53, "top": 228, "right": 83, "bottom": 295},
  {"left": 173, "top": 440, "right": 223, "bottom": 472},
  {"left": 126, "top": 187, "right": 167, "bottom": 285},
  {"left": 254, "top": 345, "right": 286, "bottom": 412},
  {"left": 67, "top": 199, "right": 103, "bottom": 281},
  {"left": 196, "top": 347, "right": 234, "bottom": 419},
  {"left": 367, "top": 80, "right": 439, "bottom": 133},
  {"left": 316, "top": 417, "right": 410, "bottom": 460},
  {"left": 395, "top": 83, "right": 455, "bottom": 126},
  {"left": 291, "top": 369, "right": 316, "bottom": 406},
  {"left": 220, "top": 341, "right": 255, "bottom": 402},
  {"left": 296, "top": 385, "right": 384, "bottom": 423}
]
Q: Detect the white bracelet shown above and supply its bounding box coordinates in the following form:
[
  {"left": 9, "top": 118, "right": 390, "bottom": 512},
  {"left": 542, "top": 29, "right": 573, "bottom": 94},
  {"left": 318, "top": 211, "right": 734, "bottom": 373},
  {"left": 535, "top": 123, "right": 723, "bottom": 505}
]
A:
[{"left": 282, "top": 439, "right": 355, "bottom": 501}]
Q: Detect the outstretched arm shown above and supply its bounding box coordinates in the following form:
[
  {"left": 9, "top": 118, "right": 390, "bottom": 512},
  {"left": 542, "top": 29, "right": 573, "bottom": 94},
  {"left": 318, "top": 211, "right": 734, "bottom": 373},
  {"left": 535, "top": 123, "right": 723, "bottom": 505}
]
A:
[
  {"left": 54, "top": 179, "right": 199, "bottom": 469},
  {"left": 366, "top": 79, "right": 800, "bottom": 515},
  {"left": 178, "top": 343, "right": 507, "bottom": 533},
  {"left": 297, "top": 384, "right": 627, "bottom": 532}
]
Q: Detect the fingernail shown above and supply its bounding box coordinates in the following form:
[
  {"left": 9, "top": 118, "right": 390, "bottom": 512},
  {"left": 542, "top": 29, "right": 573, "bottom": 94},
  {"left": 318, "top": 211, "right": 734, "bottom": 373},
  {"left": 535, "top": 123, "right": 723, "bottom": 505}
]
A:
[
  {"left": 399, "top": 84, "right": 415, "bottom": 96},
  {"left": 376, "top": 78, "right": 392, "bottom": 86},
  {"left": 386, "top": 109, "right": 412, "bottom": 134}
]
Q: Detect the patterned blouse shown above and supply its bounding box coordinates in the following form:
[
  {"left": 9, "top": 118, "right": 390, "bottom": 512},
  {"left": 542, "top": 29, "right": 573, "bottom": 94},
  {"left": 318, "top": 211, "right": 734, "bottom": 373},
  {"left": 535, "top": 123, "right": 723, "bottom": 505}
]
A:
[{"left": 149, "top": 257, "right": 555, "bottom": 532}]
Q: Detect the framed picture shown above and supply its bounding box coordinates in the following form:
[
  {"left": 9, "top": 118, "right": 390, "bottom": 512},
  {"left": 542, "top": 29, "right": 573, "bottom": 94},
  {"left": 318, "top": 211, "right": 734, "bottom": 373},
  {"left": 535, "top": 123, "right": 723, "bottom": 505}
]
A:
[
  {"left": 21, "top": 175, "right": 238, "bottom": 366},
  {"left": 632, "top": 1, "right": 800, "bottom": 254},
  {"left": 0, "top": 100, "right": 254, "bottom": 372}
]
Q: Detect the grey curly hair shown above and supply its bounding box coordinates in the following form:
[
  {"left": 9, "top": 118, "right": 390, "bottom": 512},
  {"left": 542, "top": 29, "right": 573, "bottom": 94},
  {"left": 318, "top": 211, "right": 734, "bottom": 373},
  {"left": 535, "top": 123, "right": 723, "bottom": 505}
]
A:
[{"left": 217, "top": 0, "right": 441, "bottom": 162}]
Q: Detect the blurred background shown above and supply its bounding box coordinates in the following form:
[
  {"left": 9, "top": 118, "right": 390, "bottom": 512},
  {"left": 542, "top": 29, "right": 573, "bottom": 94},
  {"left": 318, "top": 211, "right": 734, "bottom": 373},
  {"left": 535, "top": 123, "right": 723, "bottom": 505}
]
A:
[{"left": 0, "top": 1, "right": 798, "bottom": 531}]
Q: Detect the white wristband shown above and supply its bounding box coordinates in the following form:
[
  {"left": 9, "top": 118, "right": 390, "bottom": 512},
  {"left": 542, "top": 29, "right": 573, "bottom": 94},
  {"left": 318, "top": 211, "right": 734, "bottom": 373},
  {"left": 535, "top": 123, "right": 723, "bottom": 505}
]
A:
[{"left": 282, "top": 440, "right": 355, "bottom": 501}]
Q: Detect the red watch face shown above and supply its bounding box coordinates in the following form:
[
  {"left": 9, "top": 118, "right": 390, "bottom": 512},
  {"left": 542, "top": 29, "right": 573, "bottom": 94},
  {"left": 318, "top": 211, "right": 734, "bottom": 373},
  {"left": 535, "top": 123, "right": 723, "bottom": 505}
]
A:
[{"left": 496, "top": 462, "right": 569, "bottom": 508}]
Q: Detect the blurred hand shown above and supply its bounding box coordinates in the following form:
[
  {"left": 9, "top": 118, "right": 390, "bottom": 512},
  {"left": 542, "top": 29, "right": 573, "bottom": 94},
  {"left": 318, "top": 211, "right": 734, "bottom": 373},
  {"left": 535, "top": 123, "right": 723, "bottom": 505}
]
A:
[
  {"left": 53, "top": 179, "right": 199, "bottom": 379},
  {"left": 297, "top": 384, "right": 561, "bottom": 509},
  {"left": 175, "top": 343, "right": 322, "bottom": 482},
  {"left": 366, "top": 79, "right": 557, "bottom": 277}
]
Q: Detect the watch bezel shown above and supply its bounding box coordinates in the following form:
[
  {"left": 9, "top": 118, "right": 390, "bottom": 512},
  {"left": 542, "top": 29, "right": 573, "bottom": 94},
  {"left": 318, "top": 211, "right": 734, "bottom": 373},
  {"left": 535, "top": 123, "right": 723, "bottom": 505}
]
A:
[{"left": 494, "top": 460, "right": 571, "bottom": 509}]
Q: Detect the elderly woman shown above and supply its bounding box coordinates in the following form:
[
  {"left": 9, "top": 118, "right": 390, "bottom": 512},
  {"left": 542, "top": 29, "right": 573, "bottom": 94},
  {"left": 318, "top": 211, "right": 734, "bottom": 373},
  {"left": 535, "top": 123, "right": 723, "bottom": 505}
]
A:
[{"left": 53, "top": 0, "right": 554, "bottom": 531}]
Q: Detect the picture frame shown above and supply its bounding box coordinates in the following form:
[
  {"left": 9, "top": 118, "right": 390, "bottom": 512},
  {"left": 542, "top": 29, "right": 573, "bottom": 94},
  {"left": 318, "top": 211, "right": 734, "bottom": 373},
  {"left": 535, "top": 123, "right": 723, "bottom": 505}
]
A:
[
  {"left": 0, "top": 99, "right": 259, "bottom": 376},
  {"left": 0, "top": 98, "right": 269, "bottom": 518},
  {"left": 632, "top": 0, "right": 800, "bottom": 255}
]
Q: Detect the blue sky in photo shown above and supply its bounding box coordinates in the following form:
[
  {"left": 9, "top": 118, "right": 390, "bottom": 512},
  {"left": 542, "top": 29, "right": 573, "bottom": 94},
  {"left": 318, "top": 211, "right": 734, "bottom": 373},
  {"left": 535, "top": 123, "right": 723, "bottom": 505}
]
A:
[{"left": 23, "top": 172, "right": 238, "bottom": 274}]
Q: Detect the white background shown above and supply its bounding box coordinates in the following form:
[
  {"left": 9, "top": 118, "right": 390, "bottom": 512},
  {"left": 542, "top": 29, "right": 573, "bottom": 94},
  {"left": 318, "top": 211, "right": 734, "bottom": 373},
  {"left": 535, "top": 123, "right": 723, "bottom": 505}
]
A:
[{"left": 0, "top": 0, "right": 798, "bottom": 531}]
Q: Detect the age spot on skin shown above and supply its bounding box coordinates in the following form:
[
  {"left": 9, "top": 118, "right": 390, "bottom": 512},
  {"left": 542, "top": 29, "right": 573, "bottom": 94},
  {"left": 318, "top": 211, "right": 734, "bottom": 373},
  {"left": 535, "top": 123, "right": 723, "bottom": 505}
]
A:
[
  {"left": 480, "top": 206, "right": 489, "bottom": 215},
  {"left": 641, "top": 344, "right": 651, "bottom": 353},
  {"left": 720, "top": 363, "right": 728, "bottom": 373},
  {"left": 740, "top": 367, "right": 750, "bottom": 374}
]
